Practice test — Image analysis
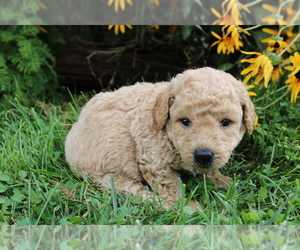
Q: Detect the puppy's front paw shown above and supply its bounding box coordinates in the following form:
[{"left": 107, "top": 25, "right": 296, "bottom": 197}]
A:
[
  {"left": 204, "top": 170, "right": 233, "bottom": 187},
  {"left": 187, "top": 201, "right": 200, "bottom": 210},
  {"left": 213, "top": 175, "right": 233, "bottom": 187}
]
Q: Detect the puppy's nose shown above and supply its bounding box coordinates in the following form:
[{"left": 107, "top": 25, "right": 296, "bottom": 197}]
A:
[{"left": 193, "top": 149, "right": 214, "bottom": 168}]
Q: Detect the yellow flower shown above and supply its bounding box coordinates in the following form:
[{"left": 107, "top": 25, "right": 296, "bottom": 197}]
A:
[
  {"left": 211, "top": 30, "right": 234, "bottom": 54},
  {"left": 148, "top": 25, "right": 159, "bottom": 31},
  {"left": 285, "top": 52, "right": 300, "bottom": 103},
  {"left": 261, "top": 26, "right": 298, "bottom": 53},
  {"left": 254, "top": 115, "right": 259, "bottom": 127},
  {"left": 246, "top": 84, "right": 257, "bottom": 96},
  {"left": 271, "top": 65, "right": 283, "bottom": 82},
  {"left": 108, "top": 25, "right": 133, "bottom": 35},
  {"left": 211, "top": 0, "right": 250, "bottom": 25},
  {"left": 265, "top": 39, "right": 287, "bottom": 54},
  {"left": 226, "top": 0, "right": 250, "bottom": 24},
  {"left": 261, "top": 0, "right": 299, "bottom": 25},
  {"left": 210, "top": 25, "right": 249, "bottom": 54},
  {"left": 241, "top": 51, "right": 274, "bottom": 87},
  {"left": 211, "top": 8, "right": 235, "bottom": 25},
  {"left": 261, "top": 4, "right": 287, "bottom": 25},
  {"left": 229, "top": 25, "right": 250, "bottom": 50},
  {"left": 108, "top": 0, "right": 132, "bottom": 13},
  {"left": 278, "top": 0, "right": 299, "bottom": 24},
  {"left": 149, "top": 0, "right": 159, "bottom": 6}
]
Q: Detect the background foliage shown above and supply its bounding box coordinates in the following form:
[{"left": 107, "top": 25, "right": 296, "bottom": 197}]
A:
[
  {"left": 0, "top": 0, "right": 288, "bottom": 25},
  {"left": 0, "top": 25, "right": 59, "bottom": 102}
]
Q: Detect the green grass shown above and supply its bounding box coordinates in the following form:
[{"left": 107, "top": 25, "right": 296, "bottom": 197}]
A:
[
  {"left": 1, "top": 225, "right": 299, "bottom": 249},
  {"left": 0, "top": 82, "right": 299, "bottom": 225}
]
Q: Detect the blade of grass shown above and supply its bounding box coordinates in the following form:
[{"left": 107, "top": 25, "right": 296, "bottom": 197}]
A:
[{"left": 110, "top": 174, "right": 118, "bottom": 217}]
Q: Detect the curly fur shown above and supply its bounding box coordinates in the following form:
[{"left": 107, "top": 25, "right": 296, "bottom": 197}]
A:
[{"left": 65, "top": 67, "right": 256, "bottom": 208}]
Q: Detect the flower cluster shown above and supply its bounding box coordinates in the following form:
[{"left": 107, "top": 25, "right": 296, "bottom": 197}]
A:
[
  {"left": 241, "top": 51, "right": 274, "bottom": 88},
  {"left": 108, "top": 25, "right": 133, "bottom": 35},
  {"left": 239, "top": 25, "right": 300, "bottom": 103},
  {"left": 285, "top": 52, "right": 300, "bottom": 103},
  {"left": 211, "top": 0, "right": 250, "bottom": 25},
  {"left": 261, "top": 26, "right": 298, "bottom": 53},
  {"left": 105, "top": 0, "right": 299, "bottom": 25},
  {"left": 105, "top": 1, "right": 300, "bottom": 103},
  {"left": 210, "top": 25, "right": 250, "bottom": 55},
  {"left": 262, "top": 0, "right": 299, "bottom": 25},
  {"left": 108, "top": 0, "right": 132, "bottom": 13},
  {"left": 210, "top": 0, "right": 299, "bottom": 25}
]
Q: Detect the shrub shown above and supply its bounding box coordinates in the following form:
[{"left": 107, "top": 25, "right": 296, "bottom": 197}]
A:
[{"left": 0, "top": 26, "right": 59, "bottom": 100}]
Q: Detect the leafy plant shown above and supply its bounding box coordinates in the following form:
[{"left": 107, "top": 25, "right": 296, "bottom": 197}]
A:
[
  {"left": 0, "top": 0, "right": 42, "bottom": 24},
  {"left": 0, "top": 26, "right": 59, "bottom": 100}
]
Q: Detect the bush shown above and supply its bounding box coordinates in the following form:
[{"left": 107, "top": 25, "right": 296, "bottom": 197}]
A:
[{"left": 0, "top": 26, "right": 59, "bottom": 100}]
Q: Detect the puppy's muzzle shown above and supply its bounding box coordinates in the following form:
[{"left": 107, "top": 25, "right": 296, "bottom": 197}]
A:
[{"left": 193, "top": 149, "right": 214, "bottom": 169}]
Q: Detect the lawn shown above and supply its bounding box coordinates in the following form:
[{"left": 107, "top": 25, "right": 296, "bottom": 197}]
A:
[{"left": 0, "top": 78, "right": 299, "bottom": 226}]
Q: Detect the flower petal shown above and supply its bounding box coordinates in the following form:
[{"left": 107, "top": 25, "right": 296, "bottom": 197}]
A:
[
  {"left": 262, "top": 4, "right": 278, "bottom": 14},
  {"left": 241, "top": 66, "right": 255, "bottom": 75},
  {"left": 211, "top": 8, "right": 222, "bottom": 18},
  {"left": 241, "top": 51, "right": 262, "bottom": 56},
  {"left": 211, "top": 31, "right": 222, "bottom": 39}
]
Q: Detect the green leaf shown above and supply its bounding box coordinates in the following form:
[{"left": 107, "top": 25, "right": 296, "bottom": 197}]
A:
[
  {"left": 69, "top": 239, "right": 83, "bottom": 249},
  {"left": 291, "top": 196, "right": 300, "bottom": 206},
  {"left": 240, "top": 211, "right": 249, "bottom": 223},
  {"left": 69, "top": 216, "right": 82, "bottom": 225},
  {"left": 183, "top": 206, "right": 194, "bottom": 215},
  {"left": 131, "top": 195, "right": 143, "bottom": 204},
  {"left": 296, "top": 179, "right": 300, "bottom": 191},
  {"left": 249, "top": 210, "right": 259, "bottom": 221},
  {"left": 0, "top": 183, "right": 8, "bottom": 193},
  {"left": 0, "top": 54, "right": 7, "bottom": 66},
  {"left": 11, "top": 189, "right": 25, "bottom": 202},
  {"left": 30, "top": 191, "right": 43, "bottom": 204},
  {"left": 275, "top": 214, "right": 285, "bottom": 224},
  {"left": 182, "top": 0, "right": 192, "bottom": 19},
  {"left": 247, "top": 232, "right": 259, "bottom": 245},
  {"left": 267, "top": 209, "right": 275, "bottom": 217},
  {"left": 274, "top": 115, "right": 283, "bottom": 123},
  {"left": 0, "top": 30, "right": 18, "bottom": 43},
  {"left": 59, "top": 219, "right": 71, "bottom": 225},
  {"left": 0, "top": 197, "right": 10, "bottom": 204},
  {"left": 118, "top": 206, "right": 129, "bottom": 215},
  {"left": 17, "top": 217, "right": 38, "bottom": 225},
  {"left": 18, "top": 170, "right": 28, "bottom": 179},
  {"left": 18, "top": 39, "right": 34, "bottom": 59},
  {"left": 58, "top": 242, "right": 71, "bottom": 250},
  {"left": 182, "top": 26, "right": 193, "bottom": 40},
  {"left": 0, "top": 174, "right": 11, "bottom": 182},
  {"left": 219, "top": 63, "right": 234, "bottom": 71},
  {"left": 258, "top": 186, "right": 268, "bottom": 199}
]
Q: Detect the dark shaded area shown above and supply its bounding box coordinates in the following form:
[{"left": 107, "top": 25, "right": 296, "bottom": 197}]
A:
[{"left": 44, "top": 26, "right": 248, "bottom": 94}]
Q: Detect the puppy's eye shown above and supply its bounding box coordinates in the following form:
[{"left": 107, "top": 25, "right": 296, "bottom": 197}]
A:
[
  {"left": 180, "top": 118, "right": 191, "bottom": 127},
  {"left": 220, "top": 119, "right": 231, "bottom": 127}
]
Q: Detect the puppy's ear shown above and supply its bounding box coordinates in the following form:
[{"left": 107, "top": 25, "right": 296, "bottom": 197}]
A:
[
  {"left": 152, "top": 91, "right": 174, "bottom": 130},
  {"left": 241, "top": 96, "right": 256, "bottom": 134}
]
